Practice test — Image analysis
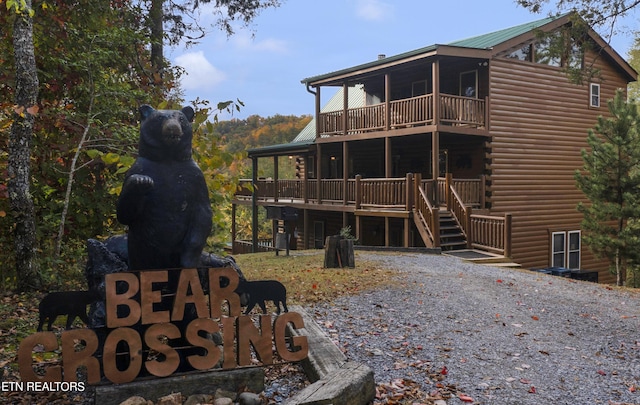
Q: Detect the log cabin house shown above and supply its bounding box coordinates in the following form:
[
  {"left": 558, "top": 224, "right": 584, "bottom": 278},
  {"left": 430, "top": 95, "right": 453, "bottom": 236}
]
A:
[{"left": 232, "top": 13, "right": 637, "bottom": 283}]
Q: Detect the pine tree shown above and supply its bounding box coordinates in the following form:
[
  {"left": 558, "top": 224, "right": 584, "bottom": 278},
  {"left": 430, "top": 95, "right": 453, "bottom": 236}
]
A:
[{"left": 575, "top": 89, "right": 640, "bottom": 286}]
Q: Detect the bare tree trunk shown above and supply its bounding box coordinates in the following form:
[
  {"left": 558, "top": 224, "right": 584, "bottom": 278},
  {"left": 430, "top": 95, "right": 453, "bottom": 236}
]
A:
[
  {"left": 615, "top": 248, "right": 624, "bottom": 287},
  {"left": 9, "top": 2, "right": 42, "bottom": 292},
  {"left": 55, "top": 100, "right": 94, "bottom": 258},
  {"left": 150, "top": 0, "right": 164, "bottom": 83}
]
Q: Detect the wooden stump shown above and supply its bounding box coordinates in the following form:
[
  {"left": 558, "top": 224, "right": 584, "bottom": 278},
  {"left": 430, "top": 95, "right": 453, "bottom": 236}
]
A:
[
  {"left": 339, "top": 239, "right": 355, "bottom": 268},
  {"left": 324, "top": 236, "right": 355, "bottom": 268}
]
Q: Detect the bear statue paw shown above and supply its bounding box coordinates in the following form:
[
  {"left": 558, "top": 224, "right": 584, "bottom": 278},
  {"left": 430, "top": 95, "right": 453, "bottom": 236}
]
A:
[{"left": 126, "top": 174, "right": 154, "bottom": 191}]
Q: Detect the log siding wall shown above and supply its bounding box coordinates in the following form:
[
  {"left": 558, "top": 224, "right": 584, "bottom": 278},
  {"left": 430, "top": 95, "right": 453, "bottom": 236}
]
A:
[{"left": 488, "top": 54, "right": 628, "bottom": 283}]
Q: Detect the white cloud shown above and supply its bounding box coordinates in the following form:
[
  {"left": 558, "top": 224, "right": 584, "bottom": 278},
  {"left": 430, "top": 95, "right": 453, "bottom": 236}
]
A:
[
  {"left": 355, "top": 0, "right": 393, "bottom": 21},
  {"left": 174, "top": 51, "right": 226, "bottom": 91}
]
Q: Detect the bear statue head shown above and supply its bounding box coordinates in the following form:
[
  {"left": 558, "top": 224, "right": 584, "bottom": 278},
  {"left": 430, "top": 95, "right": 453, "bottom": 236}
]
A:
[{"left": 138, "top": 104, "right": 196, "bottom": 162}]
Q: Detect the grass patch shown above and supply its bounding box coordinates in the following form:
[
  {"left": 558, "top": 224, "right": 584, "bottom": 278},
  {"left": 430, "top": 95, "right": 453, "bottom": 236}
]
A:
[{"left": 235, "top": 250, "right": 397, "bottom": 306}]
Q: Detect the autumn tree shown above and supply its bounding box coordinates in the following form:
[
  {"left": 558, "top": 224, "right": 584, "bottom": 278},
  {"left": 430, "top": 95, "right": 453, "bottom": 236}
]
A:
[{"left": 575, "top": 89, "right": 640, "bottom": 286}]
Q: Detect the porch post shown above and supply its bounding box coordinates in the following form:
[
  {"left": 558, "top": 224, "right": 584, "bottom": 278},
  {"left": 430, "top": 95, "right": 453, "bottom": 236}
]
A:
[
  {"left": 480, "top": 174, "right": 486, "bottom": 209},
  {"left": 273, "top": 155, "right": 279, "bottom": 202},
  {"left": 446, "top": 173, "right": 452, "bottom": 210},
  {"left": 343, "top": 141, "right": 349, "bottom": 205},
  {"left": 385, "top": 137, "right": 392, "bottom": 178},
  {"left": 504, "top": 213, "right": 512, "bottom": 257},
  {"left": 251, "top": 157, "right": 258, "bottom": 253},
  {"left": 385, "top": 73, "right": 391, "bottom": 131},
  {"left": 343, "top": 82, "right": 348, "bottom": 136},
  {"left": 384, "top": 217, "right": 390, "bottom": 247},
  {"left": 404, "top": 217, "right": 410, "bottom": 248},
  {"left": 432, "top": 59, "right": 440, "bottom": 203},
  {"left": 231, "top": 203, "right": 237, "bottom": 254},
  {"left": 432, "top": 59, "right": 440, "bottom": 126},
  {"left": 405, "top": 173, "right": 413, "bottom": 212},
  {"left": 432, "top": 131, "right": 440, "bottom": 202},
  {"left": 355, "top": 175, "right": 362, "bottom": 209},
  {"left": 303, "top": 209, "right": 309, "bottom": 249},
  {"left": 317, "top": 143, "right": 323, "bottom": 203}
]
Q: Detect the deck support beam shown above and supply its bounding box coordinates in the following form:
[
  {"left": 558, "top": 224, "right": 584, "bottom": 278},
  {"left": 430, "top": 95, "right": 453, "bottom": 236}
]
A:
[{"left": 251, "top": 157, "right": 258, "bottom": 253}]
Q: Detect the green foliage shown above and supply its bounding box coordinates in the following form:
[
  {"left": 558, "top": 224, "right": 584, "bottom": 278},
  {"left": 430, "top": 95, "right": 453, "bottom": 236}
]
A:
[
  {"left": 575, "top": 89, "right": 640, "bottom": 286},
  {"left": 339, "top": 225, "right": 359, "bottom": 244},
  {"left": 627, "top": 36, "right": 640, "bottom": 102}
]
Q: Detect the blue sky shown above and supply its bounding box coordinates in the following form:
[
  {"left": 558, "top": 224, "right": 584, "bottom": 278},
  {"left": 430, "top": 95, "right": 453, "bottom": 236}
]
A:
[{"left": 170, "top": 0, "right": 638, "bottom": 119}]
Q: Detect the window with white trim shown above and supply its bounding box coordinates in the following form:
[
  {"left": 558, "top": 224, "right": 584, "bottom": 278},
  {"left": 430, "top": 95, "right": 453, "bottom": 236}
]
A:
[
  {"left": 590, "top": 83, "right": 600, "bottom": 107},
  {"left": 568, "top": 231, "right": 581, "bottom": 269},
  {"left": 551, "top": 230, "right": 581, "bottom": 269}
]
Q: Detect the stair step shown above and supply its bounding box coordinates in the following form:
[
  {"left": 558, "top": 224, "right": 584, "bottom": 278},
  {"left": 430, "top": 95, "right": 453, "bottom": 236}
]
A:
[{"left": 440, "top": 241, "right": 467, "bottom": 248}]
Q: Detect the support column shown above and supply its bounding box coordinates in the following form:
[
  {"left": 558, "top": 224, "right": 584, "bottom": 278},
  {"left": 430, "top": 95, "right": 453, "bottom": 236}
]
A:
[
  {"left": 385, "top": 73, "right": 391, "bottom": 131},
  {"left": 251, "top": 157, "right": 258, "bottom": 253},
  {"left": 343, "top": 141, "right": 349, "bottom": 205},
  {"left": 303, "top": 209, "right": 309, "bottom": 250},
  {"left": 273, "top": 155, "right": 279, "bottom": 202},
  {"left": 343, "top": 82, "right": 349, "bottom": 136},
  {"left": 384, "top": 217, "right": 390, "bottom": 247},
  {"left": 317, "top": 144, "right": 323, "bottom": 203},
  {"left": 231, "top": 203, "right": 237, "bottom": 254},
  {"left": 404, "top": 217, "right": 410, "bottom": 248},
  {"left": 432, "top": 131, "right": 439, "bottom": 202},
  {"left": 385, "top": 137, "right": 392, "bottom": 178}
]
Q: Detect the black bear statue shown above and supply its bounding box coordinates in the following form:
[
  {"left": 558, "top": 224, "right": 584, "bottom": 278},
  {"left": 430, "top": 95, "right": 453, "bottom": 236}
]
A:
[{"left": 116, "top": 105, "right": 212, "bottom": 270}]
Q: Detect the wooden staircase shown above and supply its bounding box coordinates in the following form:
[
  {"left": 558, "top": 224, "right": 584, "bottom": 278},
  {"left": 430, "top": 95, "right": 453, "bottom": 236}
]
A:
[{"left": 438, "top": 210, "right": 467, "bottom": 250}]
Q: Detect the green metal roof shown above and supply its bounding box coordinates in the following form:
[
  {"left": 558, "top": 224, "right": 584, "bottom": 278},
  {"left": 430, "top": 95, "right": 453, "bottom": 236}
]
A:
[
  {"left": 448, "top": 14, "right": 563, "bottom": 49},
  {"left": 302, "top": 13, "right": 568, "bottom": 85}
]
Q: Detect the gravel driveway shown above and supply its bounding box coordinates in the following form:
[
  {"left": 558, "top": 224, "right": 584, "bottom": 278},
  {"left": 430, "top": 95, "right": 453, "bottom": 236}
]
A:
[{"left": 309, "top": 252, "right": 640, "bottom": 404}]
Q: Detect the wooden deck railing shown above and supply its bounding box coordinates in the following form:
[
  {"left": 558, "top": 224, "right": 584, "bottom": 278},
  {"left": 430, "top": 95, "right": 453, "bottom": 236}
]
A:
[
  {"left": 439, "top": 94, "right": 486, "bottom": 127},
  {"left": 358, "top": 177, "right": 408, "bottom": 208},
  {"left": 470, "top": 214, "right": 512, "bottom": 256},
  {"left": 318, "top": 93, "right": 484, "bottom": 136},
  {"left": 233, "top": 239, "right": 280, "bottom": 254},
  {"left": 236, "top": 174, "right": 510, "bottom": 256}
]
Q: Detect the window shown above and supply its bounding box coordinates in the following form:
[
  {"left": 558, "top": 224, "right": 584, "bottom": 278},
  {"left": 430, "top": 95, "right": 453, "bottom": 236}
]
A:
[
  {"left": 535, "top": 36, "right": 562, "bottom": 67},
  {"left": 460, "top": 70, "right": 477, "bottom": 98},
  {"left": 551, "top": 230, "right": 581, "bottom": 269},
  {"left": 568, "top": 231, "right": 581, "bottom": 269},
  {"left": 551, "top": 232, "right": 566, "bottom": 268},
  {"left": 590, "top": 83, "right": 600, "bottom": 107},
  {"left": 506, "top": 44, "right": 532, "bottom": 61}
]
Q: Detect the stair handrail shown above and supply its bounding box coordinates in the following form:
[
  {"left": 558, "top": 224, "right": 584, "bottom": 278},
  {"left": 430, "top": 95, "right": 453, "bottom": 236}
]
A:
[
  {"left": 413, "top": 174, "right": 439, "bottom": 247},
  {"left": 448, "top": 182, "right": 472, "bottom": 248}
]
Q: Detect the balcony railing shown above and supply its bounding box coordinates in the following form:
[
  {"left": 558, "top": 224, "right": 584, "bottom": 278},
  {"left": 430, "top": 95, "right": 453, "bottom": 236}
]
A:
[
  {"left": 236, "top": 174, "right": 510, "bottom": 256},
  {"left": 318, "top": 93, "right": 485, "bottom": 136}
]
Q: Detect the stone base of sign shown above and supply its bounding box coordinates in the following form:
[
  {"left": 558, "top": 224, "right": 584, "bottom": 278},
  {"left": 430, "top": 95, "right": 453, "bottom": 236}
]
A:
[
  {"left": 93, "top": 367, "right": 264, "bottom": 405},
  {"left": 285, "top": 305, "right": 375, "bottom": 405}
]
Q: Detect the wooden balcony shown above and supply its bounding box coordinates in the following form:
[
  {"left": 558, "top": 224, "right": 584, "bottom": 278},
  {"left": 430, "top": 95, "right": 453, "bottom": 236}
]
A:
[
  {"left": 318, "top": 93, "right": 486, "bottom": 137},
  {"left": 235, "top": 174, "right": 511, "bottom": 256}
]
